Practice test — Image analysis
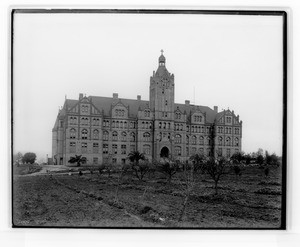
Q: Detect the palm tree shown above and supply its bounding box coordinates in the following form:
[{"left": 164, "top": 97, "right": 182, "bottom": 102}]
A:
[{"left": 68, "top": 155, "right": 85, "bottom": 167}]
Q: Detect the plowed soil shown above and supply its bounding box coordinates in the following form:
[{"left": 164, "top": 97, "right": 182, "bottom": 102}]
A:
[{"left": 13, "top": 166, "right": 283, "bottom": 228}]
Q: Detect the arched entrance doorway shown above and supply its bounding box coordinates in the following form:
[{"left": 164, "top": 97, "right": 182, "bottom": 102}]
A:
[{"left": 160, "top": 146, "right": 169, "bottom": 158}]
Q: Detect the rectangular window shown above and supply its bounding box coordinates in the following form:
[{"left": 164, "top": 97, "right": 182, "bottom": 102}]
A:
[
  {"left": 93, "top": 143, "right": 99, "bottom": 153},
  {"left": 93, "top": 157, "right": 98, "bottom": 164},
  {"left": 121, "top": 145, "right": 126, "bottom": 154},
  {"left": 112, "top": 144, "right": 118, "bottom": 154},
  {"left": 69, "top": 142, "right": 76, "bottom": 153},
  {"left": 81, "top": 142, "right": 87, "bottom": 153},
  {"left": 112, "top": 158, "right": 117, "bottom": 164},
  {"left": 103, "top": 144, "right": 108, "bottom": 154}
]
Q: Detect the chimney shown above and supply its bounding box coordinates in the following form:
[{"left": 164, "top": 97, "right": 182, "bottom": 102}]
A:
[
  {"left": 185, "top": 100, "right": 190, "bottom": 106},
  {"left": 214, "top": 106, "right": 218, "bottom": 113},
  {"left": 113, "top": 93, "right": 118, "bottom": 100},
  {"left": 137, "top": 95, "right": 141, "bottom": 101},
  {"left": 79, "top": 93, "right": 83, "bottom": 100}
]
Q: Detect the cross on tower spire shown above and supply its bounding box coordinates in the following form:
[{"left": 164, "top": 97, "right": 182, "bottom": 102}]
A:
[{"left": 161, "top": 49, "right": 164, "bottom": 55}]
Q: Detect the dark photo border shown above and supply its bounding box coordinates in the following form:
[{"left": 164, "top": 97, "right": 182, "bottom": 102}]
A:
[{"left": 10, "top": 8, "right": 288, "bottom": 230}]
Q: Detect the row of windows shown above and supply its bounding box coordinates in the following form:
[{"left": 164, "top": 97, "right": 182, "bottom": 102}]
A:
[
  {"left": 217, "top": 127, "right": 240, "bottom": 134},
  {"left": 69, "top": 117, "right": 77, "bottom": 125},
  {"left": 217, "top": 136, "right": 240, "bottom": 146},
  {"left": 175, "top": 112, "right": 181, "bottom": 119},
  {"left": 187, "top": 125, "right": 211, "bottom": 134},
  {"left": 104, "top": 131, "right": 136, "bottom": 142},
  {"left": 70, "top": 129, "right": 239, "bottom": 147},
  {"left": 193, "top": 115, "right": 203, "bottom": 122},
  {"left": 70, "top": 142, "right": 239, "bottom": 157},
  {"left": 69, "top": 142, "right": 99, "bottom": 153},
  {"left": 144, "top": 110, "right": 151, "bottom": 117},
  {"left": 70, "top": 129, "right": 100, "bottom": 140},
  {"left": 174, "top": 124, "right": 184, "bottom": 131},
  {"left": 140, "top": 121, "right": 152, "bottom": 129},
  {"left": 81, "top": 105, "right": 89, "bottom": 113},
  {"left": 103, "top": 120, "right": 137, "bottom": 129},
  {"left": 158, "top": 121, "right": 171, "bottom": 129},
  {"left": 115, "top": 109, "right": 126, "bottom": 117}
]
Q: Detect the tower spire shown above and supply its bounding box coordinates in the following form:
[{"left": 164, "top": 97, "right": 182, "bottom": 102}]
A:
[{"left": 159, "top": 49, "right": 166, "bottom": 67}]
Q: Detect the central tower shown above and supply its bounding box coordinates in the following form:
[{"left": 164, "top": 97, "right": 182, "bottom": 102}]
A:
[
  {"left": 149, "top": 50, "right": 175, "bottom": 160},
  {"left": 149, "top": 50, "right": 175, "bottom": 117}
]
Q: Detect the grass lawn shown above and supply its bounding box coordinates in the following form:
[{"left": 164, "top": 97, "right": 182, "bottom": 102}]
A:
[{"left": 12, "top": 165, "right": 283, "bottom": 228}]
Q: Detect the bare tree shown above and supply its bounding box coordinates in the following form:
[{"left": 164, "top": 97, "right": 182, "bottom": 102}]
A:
[
  {"left": 204, "top": 157, "right": 228, "bottom": 195},
  {"left": 156, "top": 158, "right": 180, "bottom": 183},
  {"left": 178, "top": 164, "right": 197, "bottom": 222}
]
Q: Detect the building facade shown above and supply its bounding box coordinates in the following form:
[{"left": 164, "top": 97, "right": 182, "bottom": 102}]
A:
[{"left": 52, "top": 52, "right": 243, "bottom": 166}]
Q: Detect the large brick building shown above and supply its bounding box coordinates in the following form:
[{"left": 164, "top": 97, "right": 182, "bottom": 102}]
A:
[{"left": 52, "top": 51, "right": 243, "bottom": 166}]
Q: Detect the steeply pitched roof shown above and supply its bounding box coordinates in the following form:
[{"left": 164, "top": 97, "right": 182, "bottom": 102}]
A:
[
  {"left": 56, "top": 95, "right": 218, "bottom": 123},
  {"left": 174, "top": 103, "right": 217, "bottom": 123},
  {"left": 89, "top": 96, "right": 150, "bottom": 118}
]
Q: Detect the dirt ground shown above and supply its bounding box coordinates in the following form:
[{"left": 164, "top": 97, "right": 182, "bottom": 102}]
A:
[{"left": 12, "top": 165, "right": 283, "bottom": 228}]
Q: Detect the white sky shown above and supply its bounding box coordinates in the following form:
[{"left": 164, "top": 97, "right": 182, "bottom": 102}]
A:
[{"left": 13, "top": 12, "right": 284, "bottom": 160}]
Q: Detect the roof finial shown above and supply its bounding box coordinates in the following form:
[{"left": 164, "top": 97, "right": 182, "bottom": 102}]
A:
[{"left": 161, "top": 49, "right": 164, "bottom": 55}]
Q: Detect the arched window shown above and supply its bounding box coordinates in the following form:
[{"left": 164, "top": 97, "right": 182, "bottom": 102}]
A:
[
  {"left": 192, "top": 135, "right": 197, "bottom": 145},
  {"left": 218, "top": 136, "right": 223, "bottom": 146},
  {"left": 207, "top": 137, "right": 211, "bottom": 145},
  {"left": 186, "top": 135, "right": 189, "bottom": 144},
  {"left": 175, "top": 134, "right": 182, "bottom": 144},
  {"left": 116, "top": 121, "right": 119, "bottom": 128},
  {"left": 199, "top": 136, "right": 204, "bottom": 145},
  {"left": 93, "top": 129, "right": 99, "bottom": 140},
  {"left": 112, "top": 131, "right": 118, "bottom": 141},
  {"left": 70, "top": 128, "right": 76, "bottom": 139},
  {"left": 226, "top": 137, "right": 231, "bottom": 146},
  {"left": 143, "top": 132, "right": 151, "bottom": 142},
  {"left": 234, "top": 137, "right": 239, "bottom": 147},
  {"left": 81, "top": 129, "right": 88, "bottom": 139},
  {"left": 144, "top": 110, "right": 150, "bottom": 117},
  {"left": 103, "top": 131, "right": 109, "bottom": 141},
  {"left": 121, "top": 132, "right": 127, "bottom": 141},
  {"left": 130, "top": 132, "right": 135, "bottom": 142}
]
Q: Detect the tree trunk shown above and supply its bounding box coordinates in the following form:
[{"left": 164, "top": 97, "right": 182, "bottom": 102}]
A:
[
  {"left": 179, "top": 194, "right": 189, "bottom": 222},
  {"left": 214, "top": 180, "right": 218, "bottom": 195}
]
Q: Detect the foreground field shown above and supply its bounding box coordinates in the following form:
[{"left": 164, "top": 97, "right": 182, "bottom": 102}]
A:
[{"left": 13, "top": 165, "right": 283, "bottom": 228}]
